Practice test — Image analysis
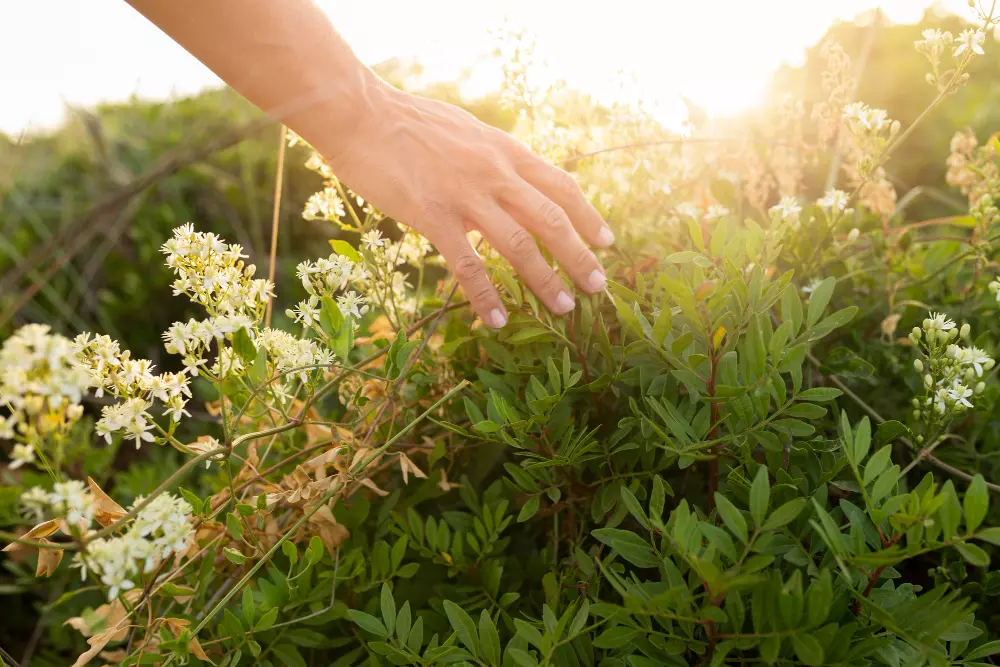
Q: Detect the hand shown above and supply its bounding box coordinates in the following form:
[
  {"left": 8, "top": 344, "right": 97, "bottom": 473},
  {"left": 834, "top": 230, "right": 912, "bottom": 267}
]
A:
[{"left": 325, "top": 80, "right": 615, "bottom": 328}]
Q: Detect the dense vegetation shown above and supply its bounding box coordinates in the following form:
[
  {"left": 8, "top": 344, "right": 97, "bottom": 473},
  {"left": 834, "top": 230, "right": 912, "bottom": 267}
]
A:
[{"left": 4, "top": 8, "right": 1000, "bottom": 667}]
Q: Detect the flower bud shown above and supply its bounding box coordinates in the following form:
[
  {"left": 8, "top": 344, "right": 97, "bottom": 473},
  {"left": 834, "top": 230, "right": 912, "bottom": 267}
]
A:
[
  {"left": 926, "top": 73, "right": 936, "bottom": 85},
  {"left": 986, "top": 359, "right": 996, "bottom": 371},
  {"left": 911, "top": 398, "right": 920, "bottom": 408},
  {"left": 847, "top": 228, "right": 860, "bottom": 242},
  {"left": 912, "top": 327, "right": 922, "bottom": 338},
  {"left": 909, "top": 332, "right": 920, "bottom": 345},
  {"left": 966, "top": 368, "right": 976, "bottom": 383},
  {"left": 949, "top": 328, "right": 959, "bottom": 340},
  {"left": 914, "top": 359, "right": 924, "bottom": 372},
  {"left": 960, "top": 323, "right": 971, "bottom": 339},
  {"left": 976, "top": 381, "right": 986, "bottom": 394},
  {"left": 923, "top": 318, "right": 932, "bottom": 329},
  {"left": 917, "top": 435, "right": 924, "bottom": 444},
  {"left": 913, "top": 410, "right": 922, "bottom": 420},
  {"left": 924, "top": 374, "right": 934, "bottom": 387}
]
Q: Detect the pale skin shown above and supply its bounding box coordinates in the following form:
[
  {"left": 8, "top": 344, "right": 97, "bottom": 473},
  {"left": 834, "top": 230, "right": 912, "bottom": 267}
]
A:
[{"left": 125, "top": 0, "right": 614, "bottom": 329}]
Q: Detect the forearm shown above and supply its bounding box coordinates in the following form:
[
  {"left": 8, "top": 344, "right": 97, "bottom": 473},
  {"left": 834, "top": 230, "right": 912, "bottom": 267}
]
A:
[{"left": 125, "top": 0, "right": 377, "bottom": 158}]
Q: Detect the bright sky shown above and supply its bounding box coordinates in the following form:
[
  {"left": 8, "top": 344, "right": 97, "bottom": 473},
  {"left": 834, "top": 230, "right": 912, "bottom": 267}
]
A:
[{"left": 0, "top": 0, "right": 970, "bottom": 136}]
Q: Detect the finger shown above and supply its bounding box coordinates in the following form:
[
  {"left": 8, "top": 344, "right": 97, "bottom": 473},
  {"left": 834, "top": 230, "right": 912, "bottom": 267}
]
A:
[
  {"left": 476, "top": 204, "right": 576, "bottom": 315},
  {"left": 502, "top": 179, "right": 606, "bottom": 295},
  {"left": 428, "top": 224, "right": 508, "bottom": 329},
  {"left": 513, "top": 153, "right": 614, "bottom": 248}
]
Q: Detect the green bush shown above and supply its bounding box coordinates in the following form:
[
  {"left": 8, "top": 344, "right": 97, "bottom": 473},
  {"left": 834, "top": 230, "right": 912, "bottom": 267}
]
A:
[{"left": 4, "top": 11, "right": 1000, "bottom": 667}]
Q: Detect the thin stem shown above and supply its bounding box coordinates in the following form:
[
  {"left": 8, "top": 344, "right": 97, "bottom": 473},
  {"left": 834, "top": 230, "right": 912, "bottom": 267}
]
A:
[
  {"left": 164, "top": 380, "right": 469, "bottom": 658},
  {"left": 264, "top": 125, "right": 287, "bottom": 328}
]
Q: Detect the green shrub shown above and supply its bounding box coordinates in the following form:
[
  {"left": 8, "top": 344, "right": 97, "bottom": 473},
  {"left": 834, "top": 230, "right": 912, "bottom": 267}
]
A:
[{"left": 4, "top": 11, "right": 1000, "bottom": 667}]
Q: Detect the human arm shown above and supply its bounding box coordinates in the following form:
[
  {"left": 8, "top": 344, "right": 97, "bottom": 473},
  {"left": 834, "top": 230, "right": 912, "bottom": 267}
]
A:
[{"left": 124, "top": 0, "right": 614, "bottom": 327}]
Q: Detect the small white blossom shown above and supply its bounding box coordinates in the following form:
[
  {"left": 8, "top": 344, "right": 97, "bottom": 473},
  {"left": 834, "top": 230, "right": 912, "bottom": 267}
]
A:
[{"left": 954, "top": 29, "right": 986, "bottom": 58}]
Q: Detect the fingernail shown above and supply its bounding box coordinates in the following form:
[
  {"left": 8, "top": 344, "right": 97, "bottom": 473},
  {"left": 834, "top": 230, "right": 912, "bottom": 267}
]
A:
[
  {"left": 554, "top": 291, "right": 575, "bottom": 314},
  {"left": 587, "top": 269, "right": 607, "bottom": 293},
  {"left": 489, "top": 308, "right": 508, "bottom": 328},
  {"left": 597, "top": 225, "right": 615, "bottom": 247}
]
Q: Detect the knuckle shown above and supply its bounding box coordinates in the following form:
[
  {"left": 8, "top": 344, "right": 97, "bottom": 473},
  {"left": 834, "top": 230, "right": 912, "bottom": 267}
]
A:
[
  {"left": 453, "top": 254, "right": 484, "bottom": 281},
  {"left": 554, "top": 171, "right": 580, "bottom": 199},
  {"left": 537, "top": 199, "right": 569, "bottom": 232},
  {"left": 538, "top": 269, "right": 563, "bottom": 292},
  {"left": 575, "top": 245, "right": 596, "bottom": 267},
  {"left": 506, "top": 228, "right": 537, "bottom": 258}
]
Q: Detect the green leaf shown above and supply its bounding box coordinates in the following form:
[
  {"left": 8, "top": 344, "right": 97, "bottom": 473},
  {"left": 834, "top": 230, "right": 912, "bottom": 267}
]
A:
[
  {"left": 714, "top": 493, "right": 748, "bottom": 545},
  {"left": 853, "top": 416, "right": 872, "bottom": 463},
  {"left": 790, "top": 634, "right": 824, "bottom": 666},
  {"left": 517, "top": 496, "right": 540, "bottom": 522},
  {"left": 224, "top": 547, "right": 247, "bottom": 565},
  {"left": 226, "top": 512, "right": 244, "bottom": 541},
  {"left": 796, "top": 387, "right": 842, "bottom": 402},
  {"left": 781, "top": 286, "right": 803, "bottom": 334},
  {"left": 974, "top": 526, "right": 1000, "bottom": 546},
  {"left": 806, "top": 570, "right": 832, "bottom": 627},
  {"left": 955, "top": 542, "right": 991, "bottom": 567},
  {"left": 593, "top": 626, "right": 641, "bottom": 649},
  {"left": 329, "top": 239, "right": 360, "bottom": 262},
  {"left": 862, "top": 446, "right": 893, "bottom": 487},
  {"left": 443, "top": 600, "right": 479, "bottom": 655},
  {"left": 306, "top": 535, "right": 324, "bottom": 566},
  {"left": 966, "top": 640, "right": 1000, "bottom": 660},
  {"left": 242, "top": 587, "right": 255, "bottom": 627},
  {"left": 750, "top": 467, "right": 770, "bottom": 528},
  {"left": 255, "top": 607, "right": 278, "bottom": 632},
  {"left": 809, "top": 306, "right": 857, "bottom": 340},
  {"left": 965, "top": 474, "right": 989, "bottom": 534},
  {"left": 232, "top": 326, "right": 257, "bottom": 362},
  {"left": 349, "top": 609, "right": 389, "bottom": 637},
  {"left": 320, "top": 296, "right": 344, "bottom": 336},
  {"left": 479, "top": 610, "right": 501, "bottom": 665},
  {"left": 592, "top": 528, "right": 660, "bottom": 567},
  {"left": 620, "top": 487, "right": 650, "bottom": 529},
  {"left": 806, "top": 277, "right": 836, "bottom": 328},
  {"left": 762, "top": 498, "right": 806, "bottom": 531},
  {"left": 272, "top": 644, "right": 307, "bottom": 667},
  {"left": 380, "top": 583, "right": 396, "bottom": 636},
  {"left": 875, "top": 420, "right": 908, "bottom": 446}
]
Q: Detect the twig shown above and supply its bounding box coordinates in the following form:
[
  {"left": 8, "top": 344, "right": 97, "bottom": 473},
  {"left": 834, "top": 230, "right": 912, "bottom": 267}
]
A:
[{"left": 264, "top": 125, "right": 287, "bottom": 328}]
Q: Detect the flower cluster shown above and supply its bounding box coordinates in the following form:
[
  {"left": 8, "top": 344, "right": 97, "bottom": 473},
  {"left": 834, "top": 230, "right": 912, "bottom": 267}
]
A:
[
  {"left": 916, "top": 28, "right": 985, "bottom": 91},
  {"left": 161, "top": 224, "right": 274, "bottom": 319},
  {"left": 909, "top": 313, "right": 993, "bottom": 428},
  {"left": 0, "top": 324, "right": 91, "bottom": 452},
  {"left": 75, "top": 493, "right": 194, "bottom": 600},
  {"left": 946, "top": 128, "right": 998, "bottom": 204},
  {"left": 258, "top": 328, "right": 335, "bottom": 387},
  {"left": 74, "top": 334, "right": 192, "bottom": 447},
  {"left": 21, "top": 480, "right": 96, "bottom": 526}
]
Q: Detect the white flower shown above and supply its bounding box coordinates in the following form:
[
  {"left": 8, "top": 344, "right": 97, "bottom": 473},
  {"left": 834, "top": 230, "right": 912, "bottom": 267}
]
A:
[
  {"left": 955, "top": 346, "right": 993, "bottom": 377},
  {"left": 947, "top": 380, "right": 974, "bottom": 409},
  {"left": 303, "top": 187, "right": 346, "bottom": 221},
  {"left": 9, "top": 443, "right": 35, "bottom": 469},
  {"left": 704, "top": 205, "right": 730, "bottom": 221},
  {"left": 361, "top": 229, "right": 385, "bottom": 250},
  {"left": 49, "top": 480, "right": 95, "bottom": 526},
  {"left": 954, "top": 29, "right": 986, "bottom": 57},
  {"left": 336, "top": 291, "right": 369, "bottom": 319},
  {"left": 288, "top": 296, "right": 322, "bottom": 327},
  {"left": 817, "top": 189, "right": 849, "bottom": 213},
  {"left": 20, "top": 486, "right": 49, "bottom": 521},
  {"left": 770, "top": 196, "right": 802, "bottom": 224},
  {"left": 924, "top": 312, "right": 956, "bottom": 336}
]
